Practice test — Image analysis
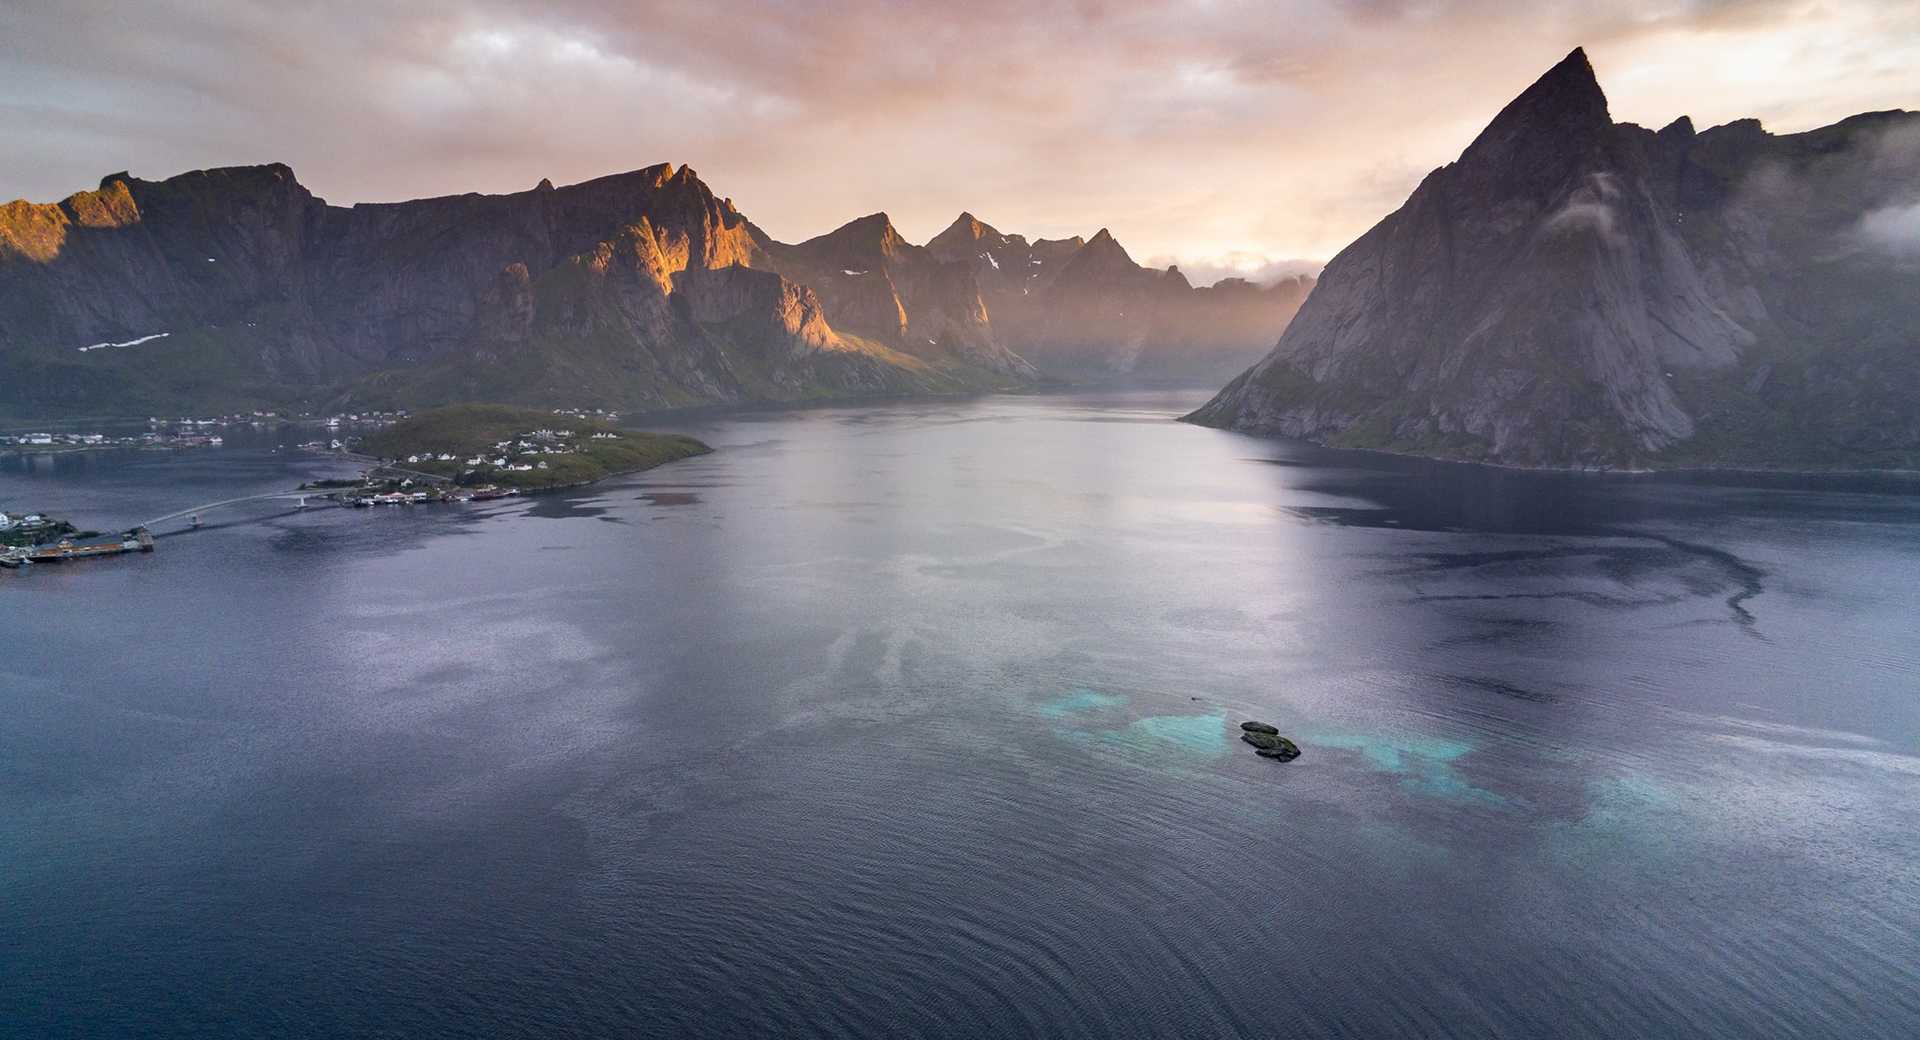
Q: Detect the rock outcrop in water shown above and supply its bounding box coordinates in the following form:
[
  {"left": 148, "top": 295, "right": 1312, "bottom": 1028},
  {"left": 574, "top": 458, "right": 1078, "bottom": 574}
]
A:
[
  {"left": 1186, "top": 49, "right": 1920, "bottom": 470},
  {"left": 1240, "top": 721, "right": 1301, "bottom": 761}
]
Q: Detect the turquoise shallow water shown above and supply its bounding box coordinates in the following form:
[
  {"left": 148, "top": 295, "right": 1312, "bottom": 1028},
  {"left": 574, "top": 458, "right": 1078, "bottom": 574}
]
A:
[
  {"left": 4, "top": 391, "right": 1919, "bottom": 1038},
  {"left": 1037, "top": 689, "right": 1128, "bottom": 717},
  {"left": 1300, "top": 729, "right": 1505, "bottom": 805}
]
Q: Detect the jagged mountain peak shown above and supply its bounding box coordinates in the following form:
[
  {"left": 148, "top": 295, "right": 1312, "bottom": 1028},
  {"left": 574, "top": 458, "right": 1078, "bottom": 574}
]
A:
[
  {"left": 1659, "top": 115, "right": 1696, "bottom": 138},
  {"left": 809, "top": 212, "right": 907, "bottom": 255},
  {"left": 1076, "top": 228, "right": 1135, "bottom": 265},
  {"left": 1188, "top": 52, "right": 1920, "bottom": 470},
  {"left": 1460, "top": 47, "right": 1612, "bottom": 171},
  {"left": 929, "top": 211, "right": 1005, "bottom": 252}
]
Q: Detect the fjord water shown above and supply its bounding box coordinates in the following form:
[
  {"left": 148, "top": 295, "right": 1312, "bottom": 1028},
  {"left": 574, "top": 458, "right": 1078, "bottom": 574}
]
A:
[{"left": 4, "top": 392, "right": 1918, "bottom": 1039}]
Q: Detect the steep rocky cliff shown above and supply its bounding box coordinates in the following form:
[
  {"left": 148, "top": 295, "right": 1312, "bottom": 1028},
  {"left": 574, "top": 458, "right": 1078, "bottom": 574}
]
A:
[
  {"left": 1187, "top": 49, "right": 1920, "bottom": 469},
  {"left": 757, "top": 213, "right": 1037, "bottom": 381},
  {"left": 0, "top": 165, "right": 1016, "bottom": 417}
]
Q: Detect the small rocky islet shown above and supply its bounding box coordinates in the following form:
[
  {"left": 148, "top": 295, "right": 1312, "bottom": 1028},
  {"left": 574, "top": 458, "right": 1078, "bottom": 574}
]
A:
[{"left": 1239, "top": 721, "right": 1301, "bottom": 761}]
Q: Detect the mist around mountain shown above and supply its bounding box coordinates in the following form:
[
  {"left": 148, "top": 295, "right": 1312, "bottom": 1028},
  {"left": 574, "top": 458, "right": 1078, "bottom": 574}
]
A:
[
  {"left": 0, "top": 164, "right": 1309, "bottom": 421},
  {"left": 1187, "top": 49, "right": 1920, "bottom": 470},
  {"left": 924, "top": 214, "right": 1314, "bottom": 382}
]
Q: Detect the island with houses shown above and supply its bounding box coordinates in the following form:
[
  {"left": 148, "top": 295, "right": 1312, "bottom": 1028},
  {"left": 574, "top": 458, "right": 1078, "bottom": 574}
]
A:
[{"left": 357, "top": 405, "right": 711, "bottom": 492}]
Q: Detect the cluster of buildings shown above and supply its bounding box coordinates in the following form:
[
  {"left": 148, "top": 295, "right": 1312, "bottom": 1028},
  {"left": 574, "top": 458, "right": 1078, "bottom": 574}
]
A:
[
  {"left": 413, "top": 427, "right": 622, "bottom": 475},
  {"left": 550, "top": 407, "right": 621, "bottom": 423},
  {"left": 319, "top": 410, "right": 407, "bottom": 430},
  {"left": 0, "top": 511, "right": 51, "bottom": 532},
  {"left": 3, "top": 432, "right": 96, "bottom": 447},
  {"left": 150, "top": 412, "right": 277, "bottom": 426},
  {"left": 2, "top": 430, "right": 223, "bottom": 452}
]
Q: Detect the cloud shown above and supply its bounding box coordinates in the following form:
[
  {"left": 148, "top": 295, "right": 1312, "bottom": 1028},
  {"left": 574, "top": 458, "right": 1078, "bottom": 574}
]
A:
[
  {"left": 1143, "top": 252, "right": 1323, "bottom": 288},
  {"left": 1, "top": 0, "right": 1915, "bottom": 267},
  {"left": 1854, "top": 201, "right": 1920, "bottom": 259},
  {"left": 1544, "top": 172, "right": 1626, "bottom": 244}
]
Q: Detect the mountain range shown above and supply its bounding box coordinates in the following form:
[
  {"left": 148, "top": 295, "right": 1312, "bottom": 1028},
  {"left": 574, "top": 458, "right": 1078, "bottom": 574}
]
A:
[
  {"left": 922, "top": 214, "right": 1314, "bottom": 381},
  {"left": 1187, "top": 49, "right": 1920, "bottom": 470},
  {"left": 0, "top": 164, "right": 1309, "bottom": 420}
]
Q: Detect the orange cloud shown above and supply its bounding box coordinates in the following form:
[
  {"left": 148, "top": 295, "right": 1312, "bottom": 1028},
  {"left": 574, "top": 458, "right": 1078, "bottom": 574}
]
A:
[{"left": 1, "top": 0, "right": 1914, "bottom": 276}]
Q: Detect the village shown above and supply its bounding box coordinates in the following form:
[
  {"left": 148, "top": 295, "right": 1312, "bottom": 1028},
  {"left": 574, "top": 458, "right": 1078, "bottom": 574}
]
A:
[
  {"left": 395, "top": 426, "right": 627, "bottom": 478},
  {"left": 1, "top": 406, "right": 695, "bottom": 572},
  {"left": 2, "top": 428, "right": 227, "bottom": 453}
]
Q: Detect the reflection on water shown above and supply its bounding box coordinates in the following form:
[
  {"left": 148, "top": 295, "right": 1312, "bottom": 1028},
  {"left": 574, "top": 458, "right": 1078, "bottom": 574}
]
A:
[{"left": 4, "top": 391, "right": 1919, "bottom": 1039}]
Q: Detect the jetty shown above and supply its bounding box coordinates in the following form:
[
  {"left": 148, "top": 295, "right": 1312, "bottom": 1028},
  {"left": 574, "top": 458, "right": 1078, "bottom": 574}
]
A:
[{"left": 2, "top": 527, "right": 154, "bottom": 567}]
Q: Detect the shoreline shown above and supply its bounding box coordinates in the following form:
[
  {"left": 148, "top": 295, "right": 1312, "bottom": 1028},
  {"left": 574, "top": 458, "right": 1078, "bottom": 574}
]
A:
[{"left": 1178, "top": 416, "right": 1920, "bottom": 480}]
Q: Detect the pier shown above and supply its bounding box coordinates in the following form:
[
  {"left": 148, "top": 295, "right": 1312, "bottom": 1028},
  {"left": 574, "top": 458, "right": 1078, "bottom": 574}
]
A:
[{"left": 2, "top": 527, "right": 154, "bottom": 567}]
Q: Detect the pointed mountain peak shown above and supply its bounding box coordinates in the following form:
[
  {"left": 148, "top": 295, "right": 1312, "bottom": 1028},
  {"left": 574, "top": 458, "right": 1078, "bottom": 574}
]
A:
[
  {"left": 928, "top": 211, "right": 1008, "bottom": 256},
  {"left": 846, "top": 211, "right": 894, "bottom": 231},
  {"left": 1528, "top": 48, "right": 1603, "bottom": 106},
  {"left": 1081, "top": 228, "right": 1133, "bottom": 262},
  {"left": 1054, "top": 228, "right": 1142, "bottom": 285},
  {"left": 802, "top": 212, "right": 910, "bottom": 262},
  {"left": 1462, "top": 46, "right": 1612, "bottom": 166}
]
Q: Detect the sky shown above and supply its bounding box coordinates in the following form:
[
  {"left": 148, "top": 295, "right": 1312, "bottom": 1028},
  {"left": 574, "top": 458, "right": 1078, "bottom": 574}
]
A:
[{"left": 2, "top": 1, "right": 1915, "bottom": 283}]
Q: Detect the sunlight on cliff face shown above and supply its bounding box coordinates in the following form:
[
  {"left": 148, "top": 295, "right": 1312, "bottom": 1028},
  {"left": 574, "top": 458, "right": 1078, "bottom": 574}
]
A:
[{"left": 0, "top": 179, "right": 141, "bottom": 263}]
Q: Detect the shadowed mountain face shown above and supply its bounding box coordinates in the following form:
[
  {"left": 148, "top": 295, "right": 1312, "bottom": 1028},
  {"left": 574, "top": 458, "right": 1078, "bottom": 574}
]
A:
[
  {"left": 755, "top": 213, "right": 1037, "bottom": 382},
  {"left": 924, "top": 215, "right": 1314, "bottom": 382},
  {"left": 1187, "top": 48, "right": 1920, "bottom": 470},
  {"left": 0, "top": 163, "right": 984, "bottom": 417},
  {"left": 0, "top": 164, "right": 1311, "bottom": 419}
]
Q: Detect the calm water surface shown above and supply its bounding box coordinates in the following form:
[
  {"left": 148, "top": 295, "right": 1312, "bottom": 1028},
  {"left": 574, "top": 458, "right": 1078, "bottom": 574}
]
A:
[{"left": 3, "top": 392, "right": 1918, "bottom": 1038}]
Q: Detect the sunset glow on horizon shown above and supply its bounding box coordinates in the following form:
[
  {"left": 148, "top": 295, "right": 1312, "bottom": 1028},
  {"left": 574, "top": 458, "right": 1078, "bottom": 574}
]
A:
[{"left": 2, "top": 0, "right": 1915, "bottom": 280}]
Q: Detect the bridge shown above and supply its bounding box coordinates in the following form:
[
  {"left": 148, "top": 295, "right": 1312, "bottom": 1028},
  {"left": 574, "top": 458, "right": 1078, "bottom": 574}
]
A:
[
  {"left": 139, "top": 490, "right": 333, "bottom": 531},
  {"left": 136, "top": 455, "right": 452, "bottom": 532}
]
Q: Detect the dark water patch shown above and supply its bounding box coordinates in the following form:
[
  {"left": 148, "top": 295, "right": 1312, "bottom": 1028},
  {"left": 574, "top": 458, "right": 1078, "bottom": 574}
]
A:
[
  {"left": 640, "top": 491, "right": 701, "bottom": 506},
  {"left": 1637, "top": 534, "right": 1767, "bottom": 633},
  {"left": 1440, "top": 674, "right": 1558, "bottom": 703},
  {"left": 520, "top": 494, "right": 611, "bottom": 520},
  {"left": 1429, "top": 615, "right": 1557, "bottom": 649}
]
